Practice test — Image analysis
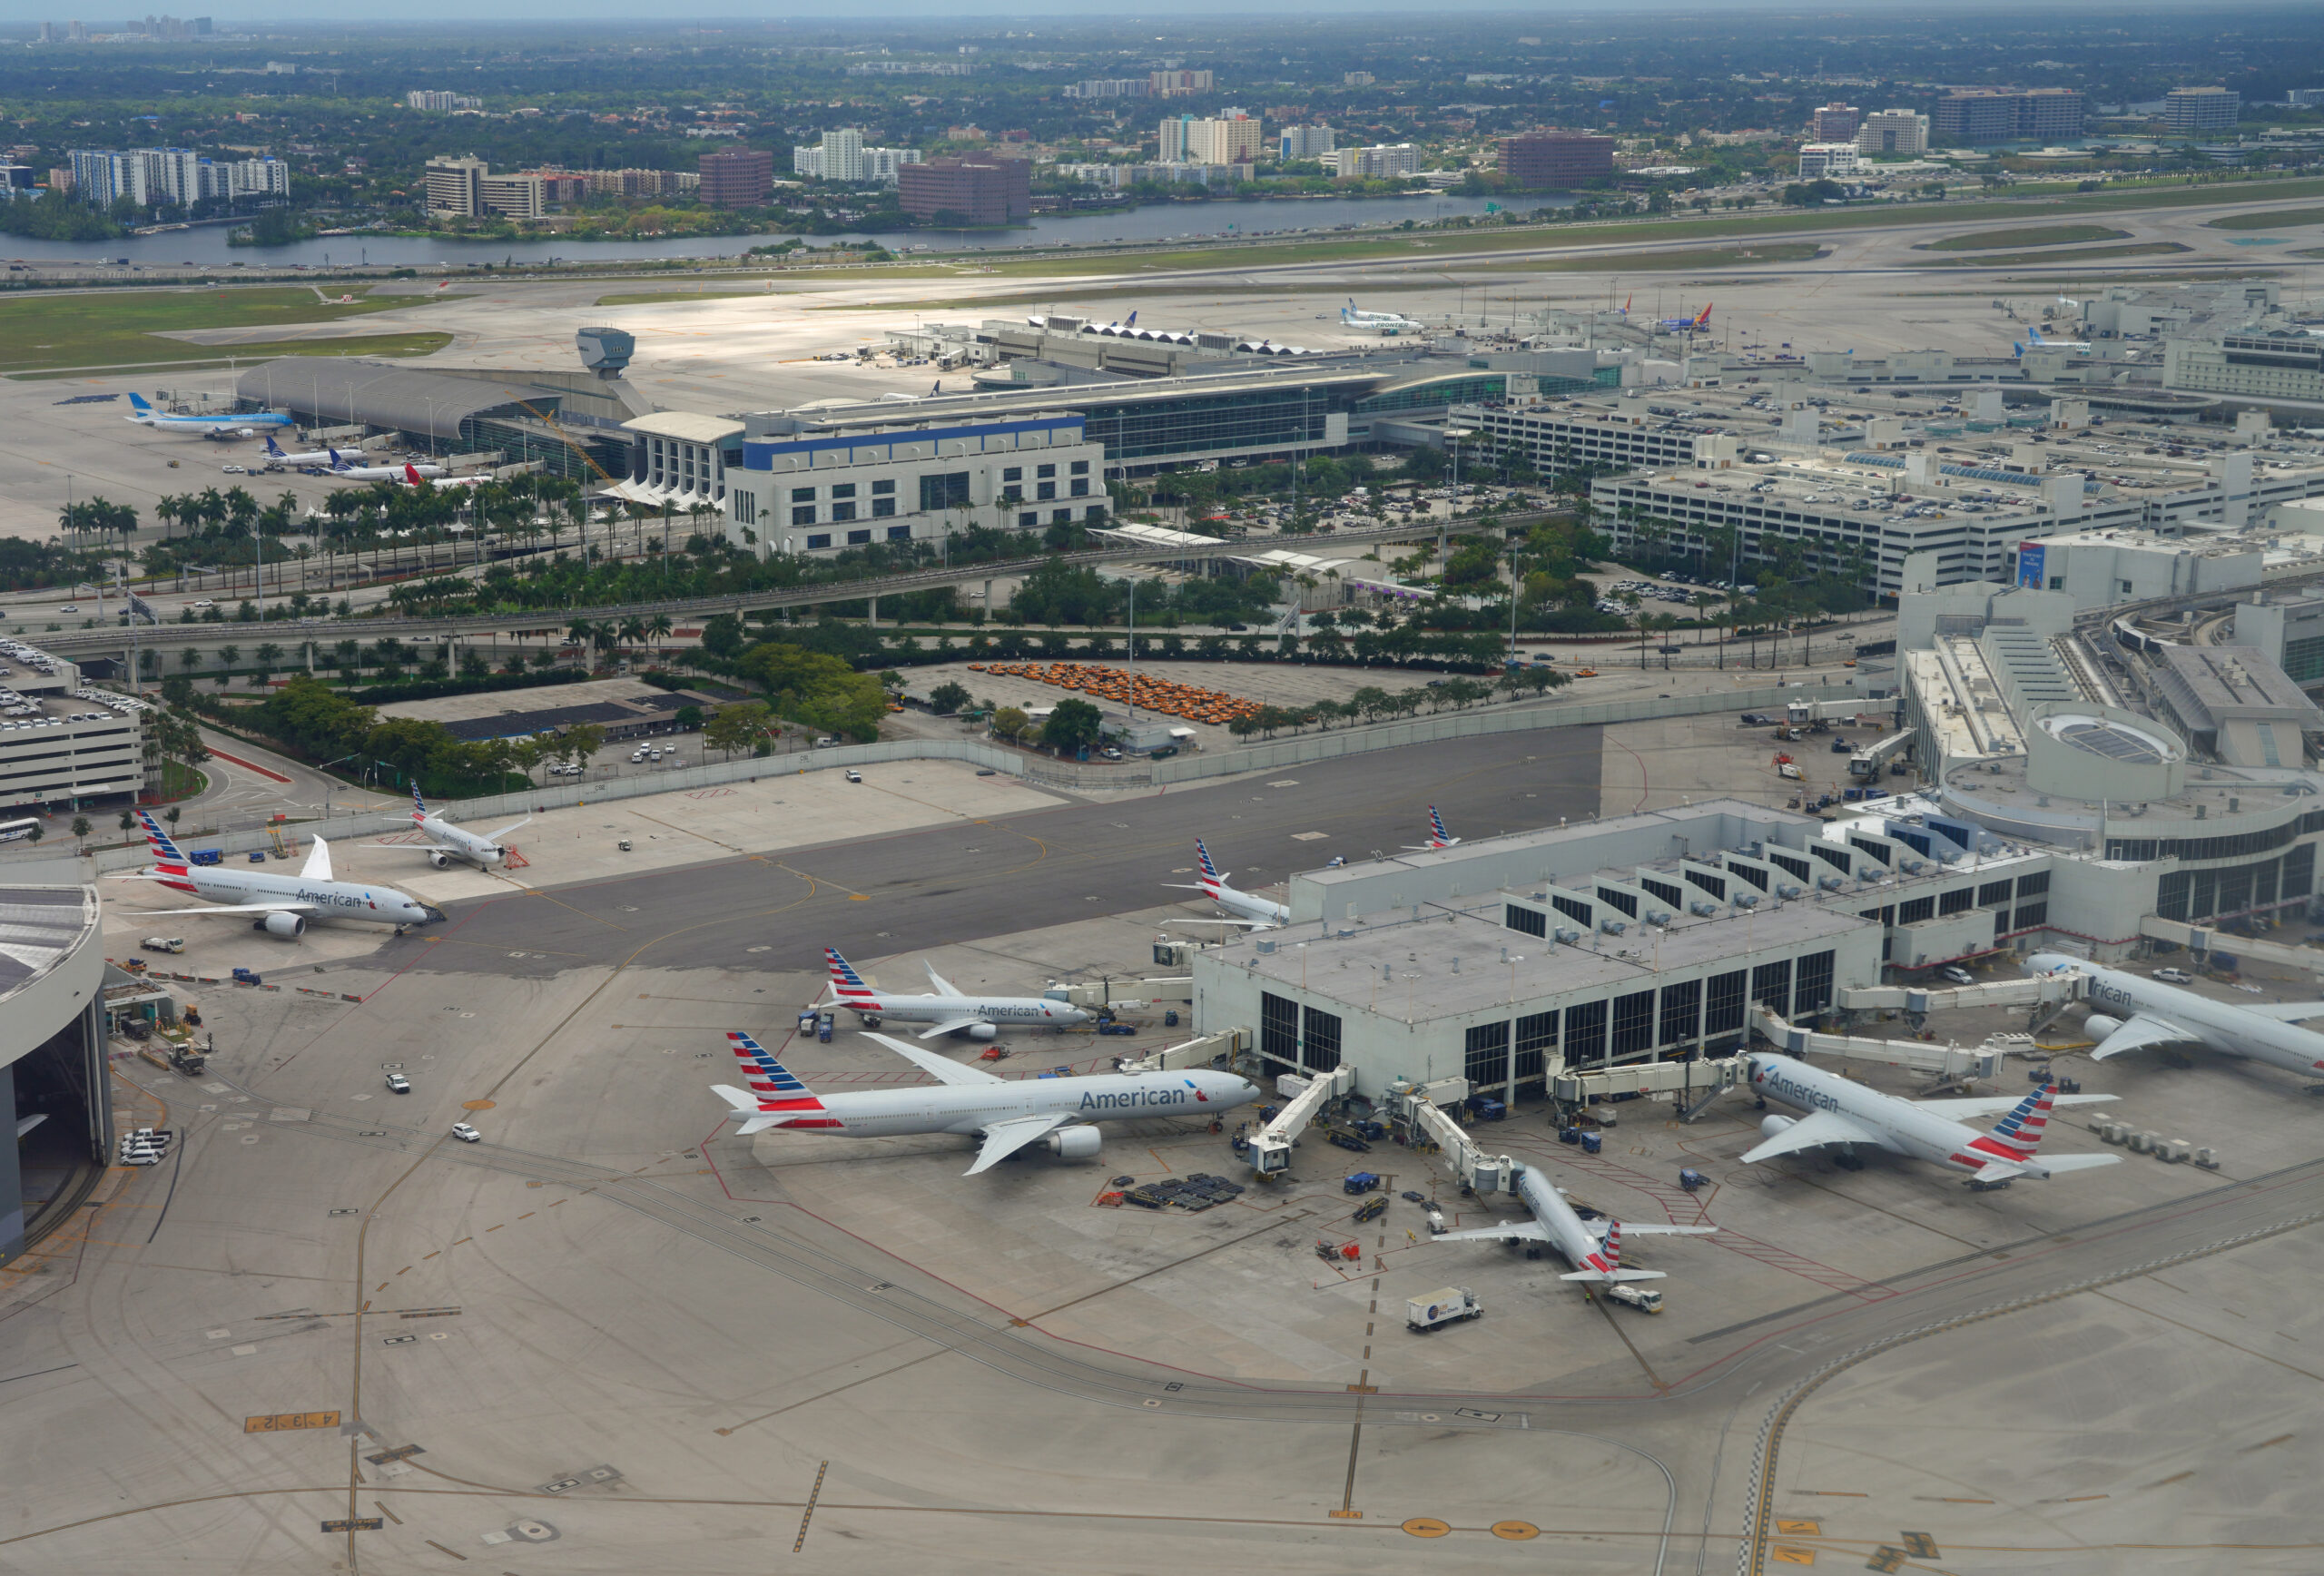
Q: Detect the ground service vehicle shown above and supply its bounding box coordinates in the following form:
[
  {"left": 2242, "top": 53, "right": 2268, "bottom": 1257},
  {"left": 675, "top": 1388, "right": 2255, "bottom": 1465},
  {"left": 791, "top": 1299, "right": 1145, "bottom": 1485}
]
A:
[
  {"left": 1407, "top": 1287, "right": 1482, "bottom": 1331},
  {"left": 1604, "top": 1283, "right": 1664, "bottom": 1314},
  {"left": 140, "top": 936, "right": 185, "bottom": 953}
]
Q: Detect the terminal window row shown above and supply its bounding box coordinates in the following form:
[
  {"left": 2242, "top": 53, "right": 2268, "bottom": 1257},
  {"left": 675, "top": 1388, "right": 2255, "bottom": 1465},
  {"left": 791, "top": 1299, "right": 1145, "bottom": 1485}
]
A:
[
  {"left": 802, "top": 527, "right": 913, "bottom": 548},
  {"left": 1018, "top": 507, "right": 1108, "bottom": 528}
]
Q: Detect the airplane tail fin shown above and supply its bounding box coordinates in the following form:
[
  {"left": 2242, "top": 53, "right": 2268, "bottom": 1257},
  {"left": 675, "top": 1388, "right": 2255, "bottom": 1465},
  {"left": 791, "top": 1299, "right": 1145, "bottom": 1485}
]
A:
[
  {"left": 263, "top": 435, "right": 285, "bottom": 457},
  {"left": 127, "top": 392, "right": 153, "bottom": 412},
  {"left": 824, "top": 947, "right": 877, "bottom": 1006},
  {"left": 724, "top": 1031, "right": 833, "bottom": 1128},
  {"left": 410, "top": 783, "right": 428, "bottom": 822},
  {"left": 1695, "top": 302, "right": 1713, "bottom": 329},
  {"left": 1125, "top": 310, "right": 1137, "bottom": 328},
  {"left": 1428, "top": 805, "right": 1451, "bottom": 846},
  {"left": 136, "top": 810, "right": 187, "bottom": 872},
  {"left": 328, "top": 447, "right": 346, "bottom": 468},
  {"left": 405, "top": 463, "right": 425, "bottom": 485},
  {"left": 1973, "top": 1084, "right": 2062, "bottom": 1163},
  {"left": 712, "top": 1084, "right": 787, "bottom": 1136},
  {"left": 1194, "top": 838, "right": 1223, "bottom": 884}
]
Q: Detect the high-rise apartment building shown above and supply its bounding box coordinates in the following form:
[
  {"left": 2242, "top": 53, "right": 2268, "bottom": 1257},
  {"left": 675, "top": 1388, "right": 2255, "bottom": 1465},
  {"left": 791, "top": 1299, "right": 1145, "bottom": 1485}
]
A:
[
  {"left": 1279, "top": 123, "right": 1335, "bottom": 162},
  {"left": 69, "top": 147, "right": 203, "bottom": 207},
  {"left": 1497, "top": 131, "right": 1616, "bottom": 188},
  {"left": 424, "top": 155, "right": 487, "bottom": 216},
  {"left": 1151, "top": 69, "right": 1214, "bottom": 98},
  {"left": 1334, "top": 143, "right": 1420, "bottom": 179},
  {"left": 2165, "top": 86, "right": 2240, "bottom": 133},
  {"left": 1854, "top": 109, "right": 1930, "bottom": 156},
  {"left": 697, "top": 148, "right": 773, "bottom": 207},
  {"left": 406, "top": 90, "right": 483, "bottom": 112},
  {"left": 1811, "top": 103, "right": 1861, "bottom": 142},
  {"left": 1932, "top": 89, "right": 2083, "bottom": 144},
  {"left": 1160, "top": 113, "right": 1261, "bottom": 165}
]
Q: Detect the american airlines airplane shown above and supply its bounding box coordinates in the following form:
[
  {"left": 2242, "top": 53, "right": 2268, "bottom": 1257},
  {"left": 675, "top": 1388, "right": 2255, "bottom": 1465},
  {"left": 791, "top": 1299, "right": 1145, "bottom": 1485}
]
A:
[
  {"left": 1161, "top": 839, "right": 1291, "bottom": 931},
  {"left": 401, "top": 786, "right": 529, "bottom": 871},
  {"left": 2029, "top": 951, "right": 2324, "bottom": 1083},
  {"left": 712, "top": 1029, "right": 1259, "bottom": 1173},
  {"left": 120, "top": 811, "right": 443, "bottom": 938},
  {"left": 1404, "top": 805, "right": 1461, "bottom": 850},
  {"left": 124, "top": 392, "right": 292, "bottom": 436},
  {"left": 822, "top": 947, "right": 1090, "bottom": 1039},
  {"left": 1742, "top": 1053, "right": 2115, "bottom": 1187},
  {"left": 1436, "top": 1161, "right": 1715, "bottom": 1286}
]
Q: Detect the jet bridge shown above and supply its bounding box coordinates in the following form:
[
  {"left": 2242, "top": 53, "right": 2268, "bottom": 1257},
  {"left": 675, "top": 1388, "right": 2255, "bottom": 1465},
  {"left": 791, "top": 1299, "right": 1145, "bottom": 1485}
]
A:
[
  {"left": 1384, "top": 1079, "right": 1516, "bottom": 1195},
  {"left": 1751, "top": 1005, "right": 2014, "bottom": 1081},
  {"left": 1837, "top": 974, "right": 2084, "bottom": 1016},
  {"left": 1119, "top": 1028, "right": 1246, "bottom": 1075},
  {"left": 1246, "top": 1064, "right": 1354, "bottom": 1177},
  {"left": 1849, "top": 729, "right": 1915, "bottom": 780},
  {"left": 2141, "top": 917, "right": 2324, "bottom": 981}
]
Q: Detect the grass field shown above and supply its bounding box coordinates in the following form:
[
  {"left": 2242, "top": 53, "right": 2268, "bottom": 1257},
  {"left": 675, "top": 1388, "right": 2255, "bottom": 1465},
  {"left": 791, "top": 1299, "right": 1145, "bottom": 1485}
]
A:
[
  {"left": 595, "top": 286, "right": 791, "bottom": 307},
  {"left": 14, "top": 330, "right": 454, "bottom": 378},
  {"left": 1921, "top": 241, "right": 2189, "bottom": 267},
  {"left": 1917, "top": 223, "right": 2131, "bottom": 251},
  {"left": 2207, "top": 206, "right": 2324, "bottom": 231},
  {"left": 0, "top": 286, "right": 436, "bottom": 374}
]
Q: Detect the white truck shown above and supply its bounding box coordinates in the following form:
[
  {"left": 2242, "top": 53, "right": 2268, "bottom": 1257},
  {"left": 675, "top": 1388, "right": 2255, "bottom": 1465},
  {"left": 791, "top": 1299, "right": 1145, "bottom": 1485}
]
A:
[
  {"left": 139, "top": 936, "right": 185, "bottom": 954},
  {"left": 1603, "top": 1283, "right": 1664, "bottom": 1315},
  {"left": 1406, "top": 1286, "right": 1482, "bottom": 1332}
]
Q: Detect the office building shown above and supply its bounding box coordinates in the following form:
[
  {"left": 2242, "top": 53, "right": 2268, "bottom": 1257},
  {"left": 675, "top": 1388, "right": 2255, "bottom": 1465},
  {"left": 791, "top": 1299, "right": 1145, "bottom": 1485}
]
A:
[
  {"left": 2288, "top": 88, "right": 2324, "bottom": 109},
  {"left": 1344, "top": 71, "right": 1374, "bottom": 87},
  {"left": 523, "top": 170, "right": 588, "bottom": 205},
  {"left": 1932, "top": 89, "right": 2085, "bottom": 145},
  {"left": 423, "top": 154, "right": 488, "bottom": 217},
  {"left": 1279, "top": 123, "right": 1335, "bottom": 162},
  {"left": 2166, "top": 87, "right": 2240, "bottom": 133},
  {"left": 697, "top": 148, "right": 773, "bottom": 208},
  {"left": 586, "top": 167, "right": 687, "bottom": 198},
  {"left": 1064, "top": 77, "right": 1149, "bottom": 100},
  {"left": 1811, "top": 103, "right": 1860, "bottom": 142},
  {"left": 405, "top": 90, "right": 482, "bottom": 112},
  {"left": 727, "top": 411, "right": 1108, "bottom": 556},
  {"left": 1498, "top": 131, "right": 1615, "bottom": 188},
  {"left": 478, "top": 172, "right": 543, "bottom": 220},
  {"left": 1797, "top": 143, "right": 1861, "bottom": 180},
  {"left": 896, "top": 155, "right": 1030, "bottom": 224},
  {"left": 1855, "top": 109, "right": 1930, "bottom": 156},
  {"left": 791, "top": 131, "right": 921, "bottom": 184},
  {"left": 1151, "top": 69, "right": 1214, "bottom": 97},
  {"left": 2165, "top": 330, "right": 2324, "bottom": 409},
  {"left": 1334, "top": 143, "right": 1420, "bottom": 179}
]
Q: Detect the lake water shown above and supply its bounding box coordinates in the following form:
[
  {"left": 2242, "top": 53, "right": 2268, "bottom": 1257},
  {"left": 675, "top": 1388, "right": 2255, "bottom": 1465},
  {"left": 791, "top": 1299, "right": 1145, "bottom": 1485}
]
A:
[{"left": 0, "top": 192, "right": 1555, "bottom": 271}]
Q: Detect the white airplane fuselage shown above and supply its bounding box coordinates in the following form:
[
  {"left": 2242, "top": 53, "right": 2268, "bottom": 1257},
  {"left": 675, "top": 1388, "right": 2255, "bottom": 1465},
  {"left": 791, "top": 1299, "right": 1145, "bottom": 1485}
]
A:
[
  {"left": 1749, "top": 1054, "right": 2030, "bottom": 1177},
  {"left": 2030, "top": 952, "right": 2324, "bottom": 1079},
  {"left": 131, "top": 863, "right": 441, "bottom": 928},
  {"left": 416, "top": 813, "right": 510, "bottom": 869},
  {"left": 750, "top": 1069, "right": 1256, "bottom": 1138},
  {"left": 1201, "top": 875, "right": 1290, "bottom": 928},
  {"left": 841, "top": 990, "right": 1087, "bottom": 1033}
]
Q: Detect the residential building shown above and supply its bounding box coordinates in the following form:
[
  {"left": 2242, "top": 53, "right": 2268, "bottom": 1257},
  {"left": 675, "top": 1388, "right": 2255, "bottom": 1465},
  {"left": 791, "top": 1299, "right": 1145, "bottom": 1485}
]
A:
[
  {"left": 1151, "top": 69, "right": 1214, "bottom": 97},
  {"left": 896, "top": 156, "right": 1030, "bottom": 224},
  {"left": 197, "top": 155, "right": 290, "bottom": 200},
  {"left": 1855, "top": 109, "right": 1930, "bottom": 156},
  {"left": 478, "top": 172, "right": 544, "bottom": 220},
  {"left": 423, "top": 154, "right": 488, "bottom": 217},
  {"left": 697, "top": 148, "right": 773, "bottom": 208},
  {"left": 1810, "top": 103, "right": 1860, "bottom": 142},
  {"left": 586, "top": 168, "right": 686, "bottom": 198},
  {"left": 2166, "top": 86, "right": 2241, "bottom": 133},
  {"left": 1279, "top": 123, "right": 1335, "bottom": 162},
  {"left": 1334, "top": 143, "right": 1420, "bottom": 179},
  {"left": 727, "top": 411, "right": 1108, "bottom": 556},
  {"left": 1159, "top": 113, "right": 1262, "bottom": 165},
  {"left": 524, "top": 170, "right": 589, "bottom": 205},
  {"left": 1498, "top": 131, "right": 1616, "bottom": 188},
  {"left": 1064, "top": 77, "right": 1149, "bottom": 99},
  {"left": 1344, "top": 71, "right": 1374, "bottom": 87},
  {"left": 405, "top": 90, "right": 482, "bottom": 112},
  {"left": 1932, "top": 89, "right": 2085, "bottom": 145},
  {"left": 789, "top": 130, "right": 921, "bottom": 184},
  {"left": 1797, "top": 143, "right": 1862, "bottom": 180},
  {"left": 2288, "top": 88, "right": 2324, "bottom": 109}
]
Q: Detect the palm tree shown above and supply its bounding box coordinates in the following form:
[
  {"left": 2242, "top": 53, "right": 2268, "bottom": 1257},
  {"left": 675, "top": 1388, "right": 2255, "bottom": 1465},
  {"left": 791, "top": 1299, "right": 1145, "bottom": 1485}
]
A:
[
  {"left": 645, "top": 613, "right": 673, "bottom": 654},
  {"left": 617, "top": 616, "right": 646, "bottom": 654}
]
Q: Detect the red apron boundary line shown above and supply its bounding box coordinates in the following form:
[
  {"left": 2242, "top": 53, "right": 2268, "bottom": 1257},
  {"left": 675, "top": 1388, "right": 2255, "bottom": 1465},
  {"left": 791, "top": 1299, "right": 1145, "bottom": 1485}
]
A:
[{"left": 206, "top": 748, "right": 294, "bottom": 784}]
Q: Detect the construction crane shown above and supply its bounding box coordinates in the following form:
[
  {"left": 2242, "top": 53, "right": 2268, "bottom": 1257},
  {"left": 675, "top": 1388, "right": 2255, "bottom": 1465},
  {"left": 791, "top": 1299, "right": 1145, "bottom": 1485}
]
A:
[{"left": 510, "top": 397, "right": 618, "bottom": 485}]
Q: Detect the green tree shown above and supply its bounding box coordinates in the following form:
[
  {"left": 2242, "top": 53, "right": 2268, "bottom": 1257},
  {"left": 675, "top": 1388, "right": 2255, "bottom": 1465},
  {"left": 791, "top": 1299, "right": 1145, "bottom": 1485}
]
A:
[
  {"left": 929, "top": 681, "right": 971, "bottom": 716},
  {"left": 704, "top": 700, "right": 774, "bottom": 759},
  {"left": 990, "top": 705, "right": 1032, "bottom": 744},
  {"left": 1040, "top": 697, "right": 1105, "bottom": 754}
]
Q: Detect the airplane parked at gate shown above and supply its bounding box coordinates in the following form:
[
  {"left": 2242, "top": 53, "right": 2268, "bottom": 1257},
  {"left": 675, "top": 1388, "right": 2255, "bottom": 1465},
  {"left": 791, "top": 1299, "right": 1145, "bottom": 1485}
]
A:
[
  {"left": 820, "top": 947, "right": 1090, "bottom": 1039},
  {"left": 399, "top": 786, "right": 528, "bottom": 871},
  {"left": 1741, "top": 1053, "right": 2115, "bottom": 1187},
  {"left": 261, "top": 436, "right": 340, "bottom": 468},
  {"left": 2028, "top": 951, "right": 2324, "bottom": 1086},
  {"left": 2014, "top": 324, "right": 2091, "bottom": 355},
  {"left": 327, "top": 448, "right": 444, "bottom": 483},
  {"left": 1657, "top": 302, "right": 1713, "bottom": 334},
  {"left": 1340, "top": 299, "right": 1423, "bottom": 334},
  {"left": 712, "top": 1029, "right": 1258, "bottom": 1173},
  {"left": 1161, "top": 839, "right": 1291, "bottom": 931},
  {"left": 124, "top": 391, "right": 292, "bottom": 436},
  {"left": 1435, "top": 1161, "right": 1715, "bottom": 1286},
  {"left": 117, "top": 811, "right": 443, "bottom": 939}
]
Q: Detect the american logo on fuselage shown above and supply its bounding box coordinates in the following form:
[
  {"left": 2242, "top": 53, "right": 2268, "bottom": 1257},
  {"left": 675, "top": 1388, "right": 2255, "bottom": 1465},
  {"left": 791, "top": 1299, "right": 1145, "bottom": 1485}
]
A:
[
  {"left": 1079, "top": 1085, "right": 1201, "bottom": 1112},
  {"left": 1756, "top": 1065, "right": 1840, "bottom": 1113}
]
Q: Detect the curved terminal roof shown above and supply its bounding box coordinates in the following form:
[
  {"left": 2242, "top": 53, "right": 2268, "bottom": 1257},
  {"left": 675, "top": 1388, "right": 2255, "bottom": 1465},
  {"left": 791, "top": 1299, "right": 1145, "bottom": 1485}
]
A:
[{"left": 234, "top": 360, "right": 551, "bottom": 440}]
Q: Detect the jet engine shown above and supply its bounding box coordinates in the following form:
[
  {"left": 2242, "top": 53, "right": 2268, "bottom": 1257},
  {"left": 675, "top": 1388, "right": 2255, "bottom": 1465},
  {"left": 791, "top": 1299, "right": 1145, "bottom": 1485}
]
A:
[
  {"left": 260, "top": 911, "right": 306, "bottom": 939},
  {"left": 960, "top": 1022, "right": 998, "bottom": 1042},
  {"left": 428, "top": 850, "right": 453, "bottom": 870},
  {"left": 1759, "top": 1114, "right": 1797, "bottom": 1141},
  {"left": 2083, "top": 1015, "right": 2123, "bottom": 1043},
  {"left": 1043, "top": 1126, "right": 1102, "bottom": 1160}
]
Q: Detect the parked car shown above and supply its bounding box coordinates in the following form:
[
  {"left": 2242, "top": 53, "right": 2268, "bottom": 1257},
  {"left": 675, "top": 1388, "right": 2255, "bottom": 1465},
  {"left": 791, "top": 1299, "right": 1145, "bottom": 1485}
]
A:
[
  {"left": 844, "top": 769, "right": 862, "bottom": 783},
  {"left": 448, "top": 1122, "right": 481, "bottom": 1143},
  {"left": 2154, "top": 967, "right": 2194, "bottom": 984},
  {"left": 385, "top": 1073, "right": 410, "bottom": 1094},
  {"left": 1939, "top": 966, "right": 1974, "bottom": 986}
]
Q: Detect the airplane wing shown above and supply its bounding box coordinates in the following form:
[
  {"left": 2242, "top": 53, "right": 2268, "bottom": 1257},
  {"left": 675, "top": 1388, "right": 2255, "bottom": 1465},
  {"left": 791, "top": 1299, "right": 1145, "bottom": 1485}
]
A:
[
  {"left": 1158, "top": 916, "right": 1275, "bottom": 930},
  {"left": 480, "top": 817, "right": 532, "bottom": 843},
  {"left": 1597, "top": 1223, "right": 1718, "bottom": 1237},
  {"left": 1434, "top": 1217, "right": 1551, "bottom": 1244},
  {"left": 914, "top": 1015, "right": 993, "bottom": 1041},
  {"left": 2240, "top": 1000, "right": 2324, "bottom": 1022},
  {"left": 1914, "top": 1092, "right": 2118, "bottom": 1118},
  {"left": 922, "top": 960, "right": 963, "bottom": 998},
  {"left": 300, "top": 835, "right": 333, "bottom": 882},
  {"left": 1739, "top": 1108, "right": 1884, "bottom": 1165},
  {"left": 137, "top": 901, "right": 319, "bottom": 916},
  {"left": 2086, "top": 1014, "right": 2200, "bottom": 1061},
  {"left": 861, "top": 1031, "right": 1004, "bottom": 1085},
  {"left": 964, "top": 1113, "right": 1072, "bottom": 1176}
]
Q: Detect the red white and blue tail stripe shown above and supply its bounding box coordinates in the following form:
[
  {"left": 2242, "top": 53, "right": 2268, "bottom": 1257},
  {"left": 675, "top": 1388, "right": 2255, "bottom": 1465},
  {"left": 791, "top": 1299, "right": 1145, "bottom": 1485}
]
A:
[
  {"left": 824, "top": 947, "right": 876, "bottom": 1004},
  {"left": 137, "top": 811, "right": 197, "bottom": 893},
  {"left": 1195, "top": 838, "right": 1224, "bottom": 890},
  {"left": 726, "top": 1030, "right": 840, "bottom": 1129},
  {"left": 1427, "top": 806, "right": 1453, "bottom": 847},
  {"left": 1968, "top": 1084, "right": 2057, "bottom": 1164},
  {"left": 411, "top": 783, "right": 430, "bottom": 822}
]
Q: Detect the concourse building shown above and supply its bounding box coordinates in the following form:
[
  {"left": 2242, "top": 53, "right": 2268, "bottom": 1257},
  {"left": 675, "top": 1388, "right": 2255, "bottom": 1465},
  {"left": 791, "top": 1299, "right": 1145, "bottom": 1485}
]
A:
[{"left": 0, "top": 885, "right": 109, "bottom": 1268}]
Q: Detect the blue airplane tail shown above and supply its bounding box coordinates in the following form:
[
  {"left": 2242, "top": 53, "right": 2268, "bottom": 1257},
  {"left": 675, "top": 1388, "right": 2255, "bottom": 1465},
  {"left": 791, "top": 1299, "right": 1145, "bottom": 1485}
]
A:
[{"left": 127, "top": 392, "right": 153, "bottom": 412}]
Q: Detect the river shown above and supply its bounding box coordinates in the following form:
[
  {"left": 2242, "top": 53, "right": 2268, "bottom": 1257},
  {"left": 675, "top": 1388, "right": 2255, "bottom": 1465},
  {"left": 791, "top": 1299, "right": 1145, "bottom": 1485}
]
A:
[{"left": 0, "top": 192, "right": 1558, "bottom": 271}]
